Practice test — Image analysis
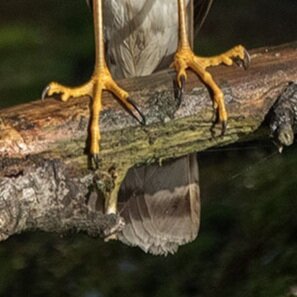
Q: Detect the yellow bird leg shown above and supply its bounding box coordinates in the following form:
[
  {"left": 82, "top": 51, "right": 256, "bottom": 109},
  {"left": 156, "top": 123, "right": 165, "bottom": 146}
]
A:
[
  {"left": 42, "top": 0, "right": 145, "bottom": 173},
  {"left": 174, "top": 0, "right": 250, "bottom": 134}
]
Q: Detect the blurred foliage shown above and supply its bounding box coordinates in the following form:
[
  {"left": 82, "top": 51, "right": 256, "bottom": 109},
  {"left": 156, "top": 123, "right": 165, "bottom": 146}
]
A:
[
  {"left": 0, "top": 1, "right": 93, "bottom": 107},
  {"left": 0, "top": 1, "right": 296, "bottom": 297}
]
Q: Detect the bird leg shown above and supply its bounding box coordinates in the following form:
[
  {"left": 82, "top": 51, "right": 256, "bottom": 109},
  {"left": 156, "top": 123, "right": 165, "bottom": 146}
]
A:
[
  {"left": 42, "top": 0, "right": 145, "bottom": 171},
  {"left": 173, "top": 0, "right": 250, "bottom": 134}
]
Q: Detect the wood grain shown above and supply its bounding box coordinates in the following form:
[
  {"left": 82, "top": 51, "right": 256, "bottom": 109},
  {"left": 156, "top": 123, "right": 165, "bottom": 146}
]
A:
[{"left": 0, "top": 42, "right": 296, "bottom": 241}]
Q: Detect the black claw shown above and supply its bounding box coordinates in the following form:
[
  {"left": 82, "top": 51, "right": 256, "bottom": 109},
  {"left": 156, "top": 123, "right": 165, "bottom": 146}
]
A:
[
  {"left": 243, "top": 49, "right": 251, "bottom": 70},
  {"left": 177, "top": 75, "right": 186, "bottom": 104},
  {"left": 234, "top": 57, "right": 244, "bottom": 68},
  {"left": 91, "top": 154, "right": 100, "bottom": 170},
  {"left": 41, "top": 85, "right": 50, "bottom": 100},
  {"left": 221, "top": 121, "right": 227, "bottom": 136},
  {"left": 127, "top": 97, "right": 146, "bottom": 125},
  {"left": 233, "top": 48, "right": 251, "bottom": 70},
  {"left": 210, "top": 122, "right": 216, "bottom": 138},
  {"left": 210, "top": 116, "right": 227, "bottom": 137}
]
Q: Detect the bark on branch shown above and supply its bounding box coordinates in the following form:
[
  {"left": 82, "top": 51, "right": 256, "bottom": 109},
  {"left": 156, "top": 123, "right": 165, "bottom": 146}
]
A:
[{"left": 0, "top": 42, "right": 297, "bottom": 241}]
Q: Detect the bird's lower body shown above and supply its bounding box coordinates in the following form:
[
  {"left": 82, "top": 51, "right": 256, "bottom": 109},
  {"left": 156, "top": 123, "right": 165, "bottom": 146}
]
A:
[{"left": 42, "top": 0, "right": 249, "bottom": 215}]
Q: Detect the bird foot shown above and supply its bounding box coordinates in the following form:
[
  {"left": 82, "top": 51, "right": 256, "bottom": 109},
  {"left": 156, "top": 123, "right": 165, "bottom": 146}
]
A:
[
  {"left": 42, "top": 67, "right": 145, "bottom": 169},
  {"left": 173, "top": 44, "right": 250, "bottom": 134},
  {"left": 42, "top": 80, "right": 93, "bottom": 102}
]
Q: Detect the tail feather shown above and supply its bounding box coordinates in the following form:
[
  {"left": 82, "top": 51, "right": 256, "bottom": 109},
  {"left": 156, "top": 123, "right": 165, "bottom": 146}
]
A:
[{"left": 118, "top": 154, "right": 200, "bottom": 255}]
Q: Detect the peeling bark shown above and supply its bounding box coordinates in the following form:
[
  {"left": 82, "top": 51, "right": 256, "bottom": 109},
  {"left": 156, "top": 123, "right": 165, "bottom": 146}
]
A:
[
  {"left": 0, "top": 42, "right": 297, "bottom": 241},
  {"left": 0, "top": 158, "right": 123, "bottom": 241}
]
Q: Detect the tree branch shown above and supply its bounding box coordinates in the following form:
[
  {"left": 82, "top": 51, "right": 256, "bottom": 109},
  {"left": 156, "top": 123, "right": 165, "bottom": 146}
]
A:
[{"left": 0, "top": 42, "right": 296, "bottom": 241}]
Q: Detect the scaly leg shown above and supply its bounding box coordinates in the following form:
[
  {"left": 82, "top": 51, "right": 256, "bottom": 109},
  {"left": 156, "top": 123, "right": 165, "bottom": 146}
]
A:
[
  {"left": 42, "top": 0, "right": 145, "bottom": 173},
  {"left": 174, "top": 0, "right": 250, "bottom": 133}
]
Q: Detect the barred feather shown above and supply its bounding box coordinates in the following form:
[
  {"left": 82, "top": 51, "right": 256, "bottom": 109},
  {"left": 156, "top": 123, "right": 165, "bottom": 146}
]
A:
[{"left": 118, "top": 154, "right": 200, "bottom": 255}]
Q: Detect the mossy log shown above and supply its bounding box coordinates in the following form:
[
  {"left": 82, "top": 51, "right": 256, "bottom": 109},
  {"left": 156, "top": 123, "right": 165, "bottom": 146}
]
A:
[{"left": 0, "top": 42, "right": 296, "bottom": 241}]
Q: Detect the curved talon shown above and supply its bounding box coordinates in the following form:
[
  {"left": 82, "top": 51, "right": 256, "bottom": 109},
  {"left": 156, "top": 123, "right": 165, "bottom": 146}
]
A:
[
  {"left": 221, "top": 121, "right": 227, "bottom": 136},
  {"left": 234, "top": 57, "right": 245, "bottom": 69},
  {"left": 126, "top": 97, "right": 146, "bottom": 125},
  {"left": 210, "top": 120, "right": 227, "bottom": 137},
  {"left": 41, "top": 85, "right": 51, "bottom": 100},
  {"left": 212, "top": 107, "right": 227, "bottom": 136},
  {"left": 91, "top": 154, "right": 100, "bottom": 170},
  {"left": 177, "top": 74, "right": 186, "bottom": 104},
  {"left": 234, "top": 57, "right": 243, "bottom": 68},
  {"left": 234, "top": 48, "right": 250, "bottom": 70},
  {"left": 243, "top": 49, "right": 251, "bottom": 70}
]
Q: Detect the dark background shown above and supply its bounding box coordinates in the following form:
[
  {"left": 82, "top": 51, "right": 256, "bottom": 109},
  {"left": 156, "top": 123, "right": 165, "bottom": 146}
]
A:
[{"left": 0, "top": 1, "right": 296, "bottom": 297}]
